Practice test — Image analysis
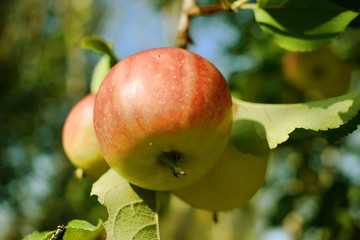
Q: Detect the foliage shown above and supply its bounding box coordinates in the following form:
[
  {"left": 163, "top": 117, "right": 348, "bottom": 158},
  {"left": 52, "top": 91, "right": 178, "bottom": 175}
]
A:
[
  {"left": 1, "top": 0, "right": 360, "bottom": 239},
  {"left": 232, "top": 89, "right": 360, "bottom": 151},
  {"left": 91, "top": 169, "right": 159, "bottom": 240},
  {"left": 0, "top": 0, "right": 108, "bottom": 239},
  {"left": 23, "top": 219, "right": 104, "bottom": 240},
  {"left": 81, "top": 36, "right": 118, "bottom": 93},
  {"left": 254, "top": 0, "right": 358, "bottom": 51}
]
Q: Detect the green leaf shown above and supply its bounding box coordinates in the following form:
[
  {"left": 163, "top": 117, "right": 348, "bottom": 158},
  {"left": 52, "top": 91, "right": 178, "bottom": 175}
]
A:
[
  {"left": 91, "top": 169, "right": 160, "bottom": 240},
  {"left": 254, "top": 0, "right": 359, "bottom": 51},
  {"left": 64, "top": 219, "right": 104, "bottom": 239},
  {"left": 81, "top": 36, "right": 117, "bottom": 64},
  {"left": 23, "top": 231, "right": 52, "bottom": 240},
  {"left": 232, "top": 89, "right": 360, "bottom": 152},
  {"left": 230, "top": 119, "right": 270, "bottom": 156},
  {"left": 90, "top": 55, "right": 112, "bottom": 93},
  {"left": 22, "top": 220, "right": 103, "bottom": 240},
  {"left": 324, "top": 0, "right": 360, "bottom": 12},
  {"left": 81, "top": 36, "right": 118, "bottom": 93}
]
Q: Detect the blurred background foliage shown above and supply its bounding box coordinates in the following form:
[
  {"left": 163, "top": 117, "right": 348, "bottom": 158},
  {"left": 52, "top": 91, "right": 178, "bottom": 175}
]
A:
[
  {"left": 1, "top": 0, "right": 360, "bottom": 239},
  {"left": 0, "top": 0, "right": 108, "bottom": 239}
]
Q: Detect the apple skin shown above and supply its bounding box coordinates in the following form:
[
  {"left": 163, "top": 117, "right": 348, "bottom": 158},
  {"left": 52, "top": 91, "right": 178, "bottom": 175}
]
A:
[
  {"left": 62, "top": 94, "right": 109, "bottom": 179},
  {"left": 93, "top": 47, "right": 233, "bottom": 191},
  {"left": 173, "top": 141, "right": 269, "bottom": 211},
  {"left": 283, "top": 47, "right": 351, "bottom": 99}
]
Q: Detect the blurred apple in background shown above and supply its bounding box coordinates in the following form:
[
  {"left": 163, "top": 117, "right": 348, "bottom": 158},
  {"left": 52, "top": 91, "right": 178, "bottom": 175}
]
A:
[
  {"left": 62, "top": 94, "right": 109, "bottom": 179},
  {"left": 173, "top": 141, "right": 269, "bottom": 212},
  {"left": 282, "top": 47, "right": 352, "bottom": 99}
]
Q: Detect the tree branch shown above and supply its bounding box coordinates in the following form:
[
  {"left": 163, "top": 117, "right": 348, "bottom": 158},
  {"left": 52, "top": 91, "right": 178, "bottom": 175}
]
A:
[
  {"left": 175, "top": 0, "right": 196, "bottom": 49},
  {"left": 174, "top": 0, "right": 258, "bottom": 49},
  {"left": 188, "top": 4, "right": 231, "bottom": 16}
]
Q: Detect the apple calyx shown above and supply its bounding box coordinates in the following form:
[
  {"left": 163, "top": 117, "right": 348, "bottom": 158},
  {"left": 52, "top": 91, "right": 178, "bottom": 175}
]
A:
[
  {"left": 74, "top": 168, "right": 84, "bottom": 180},
  {"left": 161, "top": 151, "right": 186, "bottom": 177}
]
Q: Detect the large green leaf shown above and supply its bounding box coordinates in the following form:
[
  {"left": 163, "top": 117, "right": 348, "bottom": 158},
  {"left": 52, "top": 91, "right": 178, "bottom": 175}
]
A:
[
  {"left": 22, "top": 220, "right": 104, "bottom": 240},
  {"left": 324, "top": 0, "right": 360, "bottom": 12},
  {"left": 254, "top": 0, "right": 359, "bottom": 51},
  {"left": 232, "top": 89, "right": 360, "bottom": 153},
  {"left": 63, "top": 220, "right": 104, "bottom": 240},
  {"left": 91, "top": 169, "right": 160, "bottom": 240}
]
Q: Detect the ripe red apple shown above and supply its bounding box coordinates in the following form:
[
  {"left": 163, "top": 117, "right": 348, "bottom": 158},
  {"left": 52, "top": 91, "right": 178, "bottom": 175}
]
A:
[
  {"left": 93, "top": 47, "right": 233, "bottom": 191},
  {"left": 62, "top": 94, "right": 109, "bottom": 179},
  {"left": 173, "top": 141, "right": 269, "bottom": 211},
  {"left": 283, "top": 47, "right": 352, "bottom": 99}
]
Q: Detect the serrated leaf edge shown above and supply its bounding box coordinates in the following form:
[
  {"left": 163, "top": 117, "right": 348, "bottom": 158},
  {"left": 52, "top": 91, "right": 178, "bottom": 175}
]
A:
[{"left": 232, "top": 90, "right": 360, "bottom": 149}]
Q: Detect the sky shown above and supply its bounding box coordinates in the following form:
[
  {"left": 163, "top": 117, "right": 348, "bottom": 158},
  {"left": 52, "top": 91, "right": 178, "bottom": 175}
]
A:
[{"left": 100, "top": 0, "right": 257, "bottom": 79}]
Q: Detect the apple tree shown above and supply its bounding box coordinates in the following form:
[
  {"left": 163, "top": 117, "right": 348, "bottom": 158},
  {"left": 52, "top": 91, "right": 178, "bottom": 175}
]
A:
[{"left": 21, "top": 0, "right": 360, "bottom": 239}]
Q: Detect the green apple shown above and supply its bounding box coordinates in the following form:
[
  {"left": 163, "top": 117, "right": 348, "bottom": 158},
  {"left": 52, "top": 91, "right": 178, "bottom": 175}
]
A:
[
  {"left": 173, "top": 141, "right": 269, "bottom": 211},
  {"left": 282, "top": 47, "right": 351, "bottom": 99},
  {"left": 62, "top": 94, "right": 109, "bottom": 179},
  {"left": 93, "top": 47, "right": 233, "bottom": 191}
]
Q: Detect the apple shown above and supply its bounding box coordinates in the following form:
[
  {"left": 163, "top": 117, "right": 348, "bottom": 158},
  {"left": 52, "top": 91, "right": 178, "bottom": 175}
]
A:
[
  {"left": 93, "top": 47, "right": 233, "bottom": 191},
  {"left": 173, "top": 141, "right": 269, "bottom": 211},
  {"left": 62, "top": 94, "right": 109, "bottom": 179},
  {"left": 282, "top": 47, "right": 352, "bottom": 99}
]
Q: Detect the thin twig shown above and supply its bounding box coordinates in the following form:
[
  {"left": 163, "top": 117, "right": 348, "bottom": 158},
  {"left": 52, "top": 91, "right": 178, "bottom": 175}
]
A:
[
  {"left": 174, "top": 0, "right": 258, "bottom": 48},
  {"left": 188, "top": 5, "right": 231, "bottom": 16},
  {"left": 175, "top": 0, "right": 196, "bottom": 49}
]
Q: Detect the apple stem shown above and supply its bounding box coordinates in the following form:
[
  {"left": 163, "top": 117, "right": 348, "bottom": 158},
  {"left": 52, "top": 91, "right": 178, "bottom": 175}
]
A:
[
  {"left": 74, "top": 168, "right": 84, "bottom": 180},
  {"left": 213, "top": 212, "right": 218, "bottom": 223},
  {"left": 162, "top": 151, "right": 186, "bottom": 177}
]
